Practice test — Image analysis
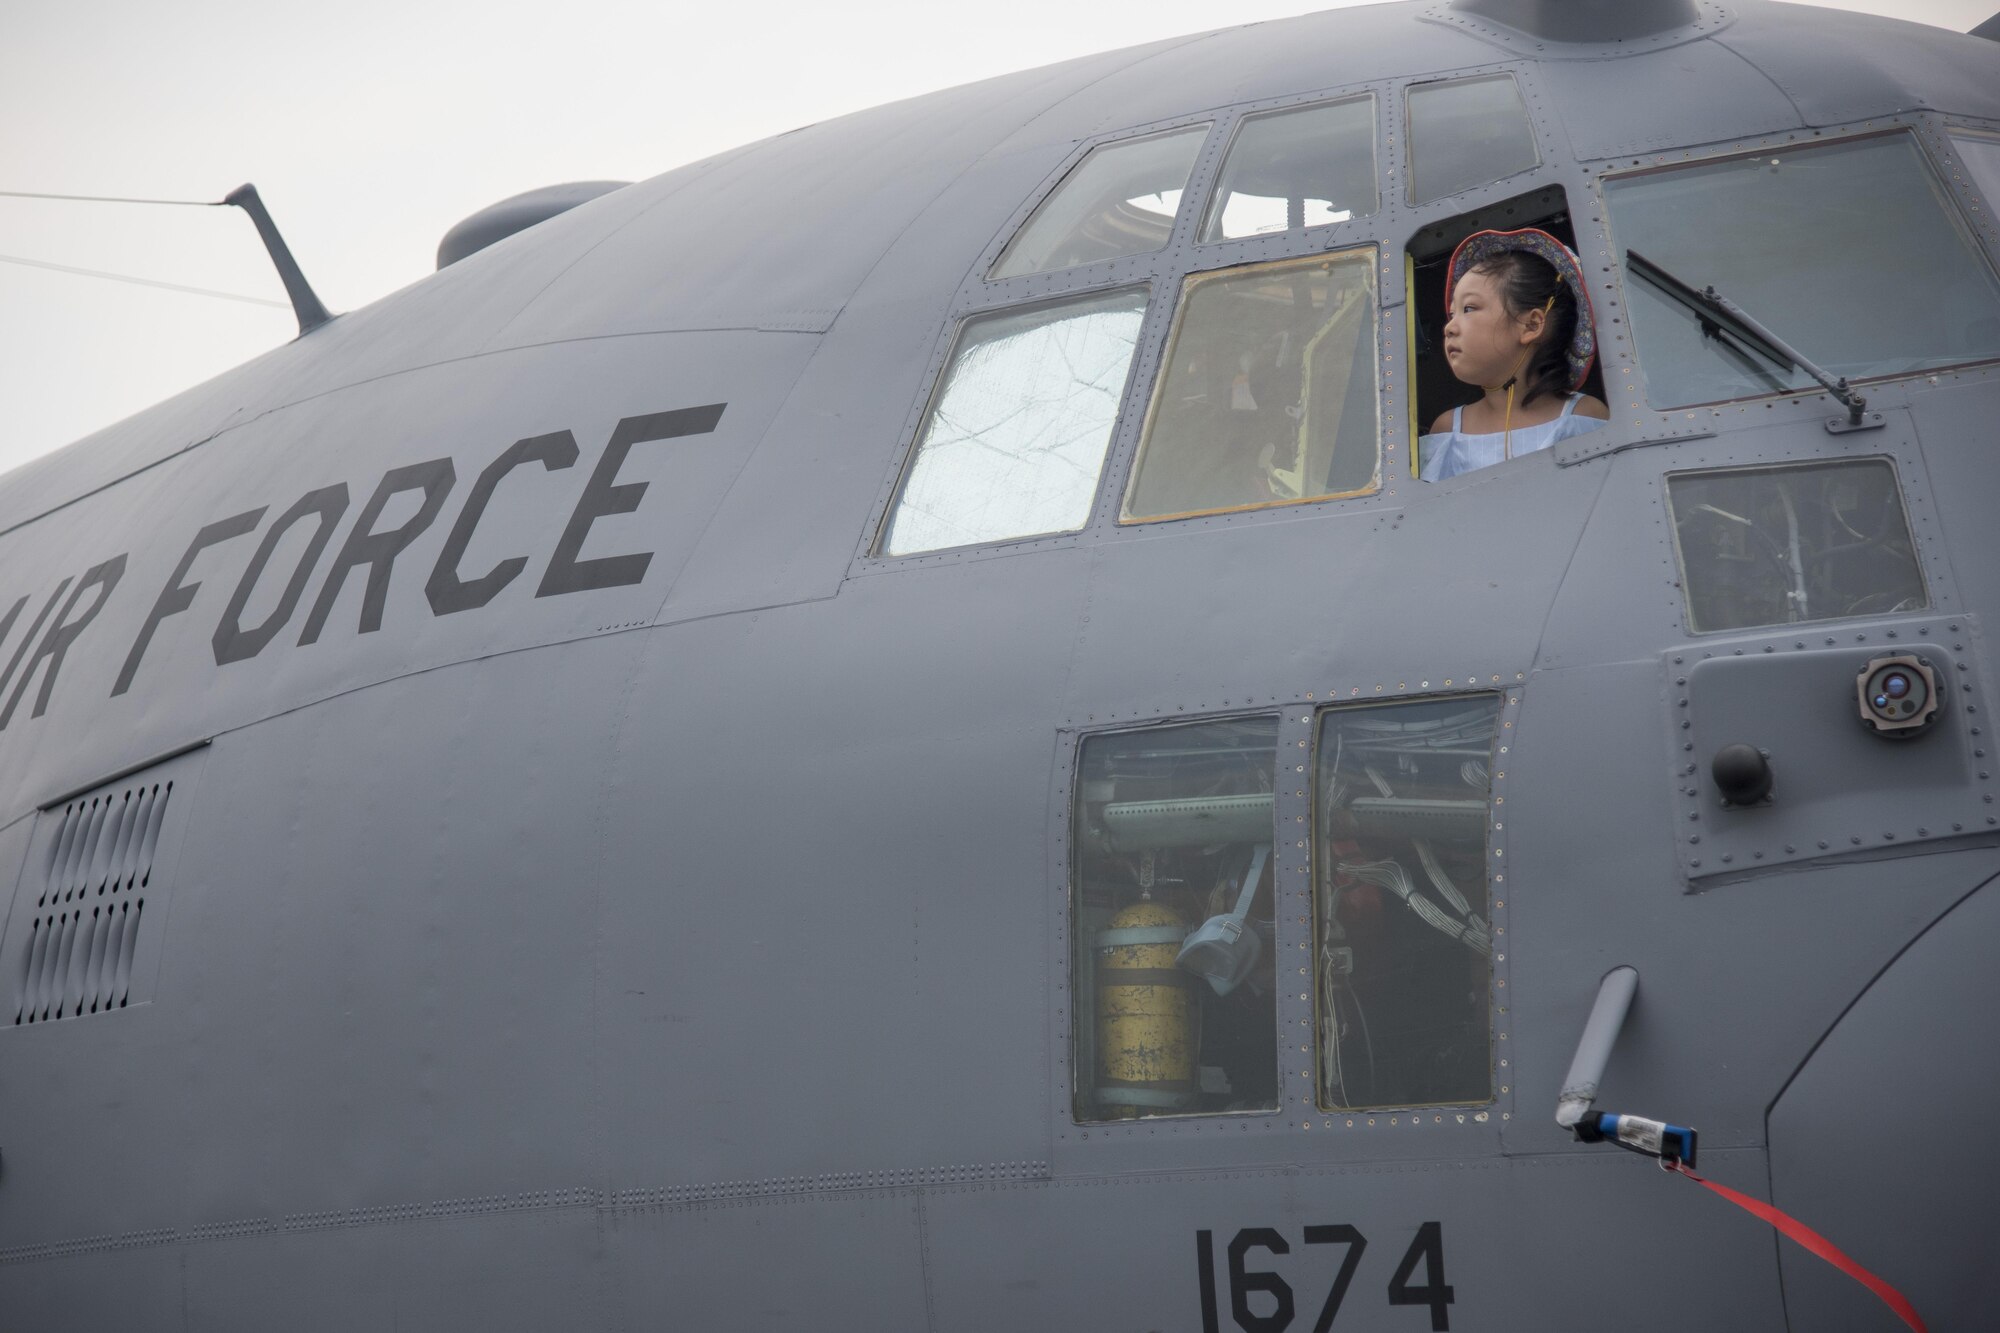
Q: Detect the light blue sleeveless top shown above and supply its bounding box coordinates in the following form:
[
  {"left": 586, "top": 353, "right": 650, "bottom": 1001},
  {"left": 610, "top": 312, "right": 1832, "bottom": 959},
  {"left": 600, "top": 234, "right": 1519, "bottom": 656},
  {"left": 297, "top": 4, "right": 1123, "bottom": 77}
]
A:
[{"left": 1417, "top": 394, "right": 1606, "bottom": 482}]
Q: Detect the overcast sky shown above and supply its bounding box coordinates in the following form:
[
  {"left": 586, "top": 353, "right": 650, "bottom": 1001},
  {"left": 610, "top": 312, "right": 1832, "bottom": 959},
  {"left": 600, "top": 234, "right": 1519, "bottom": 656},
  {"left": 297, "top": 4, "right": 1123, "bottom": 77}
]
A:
[{"left": 2, "top": 0, "right": 1990, "bottom": 476}]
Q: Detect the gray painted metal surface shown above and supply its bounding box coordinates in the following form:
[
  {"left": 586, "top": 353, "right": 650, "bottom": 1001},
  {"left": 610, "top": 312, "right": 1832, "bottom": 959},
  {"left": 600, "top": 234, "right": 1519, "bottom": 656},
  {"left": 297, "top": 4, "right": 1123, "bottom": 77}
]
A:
[{"left": 0, "top": 1, "right": 1997, "bottom": 1328}]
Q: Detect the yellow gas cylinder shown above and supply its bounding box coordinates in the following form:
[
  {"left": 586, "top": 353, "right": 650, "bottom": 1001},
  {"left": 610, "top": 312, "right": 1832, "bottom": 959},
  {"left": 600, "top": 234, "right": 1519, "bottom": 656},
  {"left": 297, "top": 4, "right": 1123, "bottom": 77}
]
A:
[{"left": 1095, "top": 900, "right": 1195, "bottom": 1118}]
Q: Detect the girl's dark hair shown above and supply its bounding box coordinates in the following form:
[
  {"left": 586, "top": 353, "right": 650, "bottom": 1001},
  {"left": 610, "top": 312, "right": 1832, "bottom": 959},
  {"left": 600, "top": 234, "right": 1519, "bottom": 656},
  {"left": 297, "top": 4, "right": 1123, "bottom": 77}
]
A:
[{"left": 1469, "top": 249, "right": 1577, "bottom": 406}]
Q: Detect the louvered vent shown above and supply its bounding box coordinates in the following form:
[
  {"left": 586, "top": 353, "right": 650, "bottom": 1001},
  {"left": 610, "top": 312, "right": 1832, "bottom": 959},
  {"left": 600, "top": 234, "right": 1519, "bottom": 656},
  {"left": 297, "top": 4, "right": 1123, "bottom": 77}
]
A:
[{"left": 12, "top": 781, "right": 172, "bottom": 1024}]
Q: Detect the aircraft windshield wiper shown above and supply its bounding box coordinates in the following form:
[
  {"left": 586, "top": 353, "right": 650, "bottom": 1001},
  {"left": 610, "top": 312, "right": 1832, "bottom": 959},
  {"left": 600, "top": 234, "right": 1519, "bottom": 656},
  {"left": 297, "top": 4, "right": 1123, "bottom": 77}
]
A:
[{"left": 1625, "top": 249, "right": 1874, "bottom": 429}]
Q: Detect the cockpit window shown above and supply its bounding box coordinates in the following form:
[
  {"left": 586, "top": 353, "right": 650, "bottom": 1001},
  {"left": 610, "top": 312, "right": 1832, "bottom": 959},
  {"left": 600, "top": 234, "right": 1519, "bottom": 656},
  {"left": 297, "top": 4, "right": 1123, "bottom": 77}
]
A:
[
  {"left": 1314, "top": 696, "right": 1499, "bottom": 1111},
  {"left": 990, "top": 126, "right": 1210, "bottom": 280},
  {"left": 880, "top": 288, "right": 1146, "bottom": 556},
  {"left": 1606, "top": 132, "right": 2000, "bottom": 409},
  {"left": 1406, "top": 74, "right": 1540, "bottom": 207},
  {"left": 1666, "top": 459, "right": 1927, "bottom": 633},
  {"left": 1071, "top": 716, "right": 1279, "bottom": 1123},
  {"left": 1201, "top": 95, "right": 1377, "bottom": 242},
  {"left": 1948, "top": 130, "right": 2000, "bottom": 228},
  {"left": 1121, "top": 250, "right": 1380, "bottom": 522}
]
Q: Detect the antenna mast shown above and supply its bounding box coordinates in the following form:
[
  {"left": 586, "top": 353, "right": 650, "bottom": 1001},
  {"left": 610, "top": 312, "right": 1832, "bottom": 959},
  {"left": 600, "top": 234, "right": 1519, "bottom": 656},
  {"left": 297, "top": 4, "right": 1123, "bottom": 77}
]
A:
[{"left": 222, "top": 184, "right": 334, "bottom": 336}]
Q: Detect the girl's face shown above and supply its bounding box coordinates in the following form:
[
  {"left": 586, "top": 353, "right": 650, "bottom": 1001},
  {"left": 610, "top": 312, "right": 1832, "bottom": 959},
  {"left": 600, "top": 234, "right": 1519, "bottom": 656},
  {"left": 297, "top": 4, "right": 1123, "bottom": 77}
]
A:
[{"left": 1443, "top": 268, "right": 1542, "bottom": 389}]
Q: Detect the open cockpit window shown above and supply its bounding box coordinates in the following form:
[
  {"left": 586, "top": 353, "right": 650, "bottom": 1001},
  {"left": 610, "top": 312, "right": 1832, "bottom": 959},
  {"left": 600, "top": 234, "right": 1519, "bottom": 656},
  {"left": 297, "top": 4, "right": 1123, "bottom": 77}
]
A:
[
  {"left": 1406, "top": 74, "right": 1539, "bottom": 207},
  {"left": 1606, "top": 132, "right": 2000, "bottom": 409},
  {"left": 1403, "top": 187, "right": 1605, "bottom": 474},
  {"left": 1121, "top": 250, "right": 1380, "bottom": 521},
  {"left": 879, "top": 288, "right": 1147, "bottom": 556},
  {"left": 1201, "top": 95, "right": 1377, "bottom": 242},
  {"left": 1071, "top": 716, "right": 1279, "bottom": 1123},
  {"left": 1666, "top": 459, "right": 1927, "bottom": 633},
  {"left": 1314, "top": 697, "right": 1499, "bottom": 1111},
  {"left": 990, "top": 126, "right": 1210, "bottom": 280}
]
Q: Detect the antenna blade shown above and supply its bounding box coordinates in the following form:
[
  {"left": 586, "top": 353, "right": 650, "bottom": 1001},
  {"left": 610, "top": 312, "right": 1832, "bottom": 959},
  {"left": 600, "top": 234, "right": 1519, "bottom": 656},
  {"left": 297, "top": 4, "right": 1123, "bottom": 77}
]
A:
[{"left": 223, "top": 184, "right": 334, "bottom": 336}]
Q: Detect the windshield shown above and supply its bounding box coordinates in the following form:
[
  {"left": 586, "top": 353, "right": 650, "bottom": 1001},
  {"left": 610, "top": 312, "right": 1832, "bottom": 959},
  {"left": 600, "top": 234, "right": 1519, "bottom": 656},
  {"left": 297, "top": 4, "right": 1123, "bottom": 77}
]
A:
[{"left": 1604, "top": 132, "right": 2000, "bottom": 408}]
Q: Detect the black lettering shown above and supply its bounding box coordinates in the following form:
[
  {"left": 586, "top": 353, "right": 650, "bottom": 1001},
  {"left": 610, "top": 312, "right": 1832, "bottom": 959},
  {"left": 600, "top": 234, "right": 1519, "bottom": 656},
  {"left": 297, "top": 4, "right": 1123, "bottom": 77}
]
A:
[
  {"left": 1386, "top": 1223, "right": 1453, "bottom": 1332},
  {"left": 0, "top": 581, "right": 71, "bottom": 712},
  {"left": 426, "top": 432, "right": 578, "bottom": 616},
  {"left": 212, "top": 484, "right": 349, "bottom": 665},
  {"left": 535, "top": 403, "right": 725, "bottom": 598},
  {"left": 0, "top": 595, "right": 27, "bottom": 664},
  {"left": 1198, "top": 1230, "right": 1221, "bottom": 1333},
  {"left": 0, "top": 556, "right": 125, "bottom": 728},
  {"left": 1228, "top": 1227, "right": 1295, "bottom": 1333},
  {"left": 113, "top": 508, "right": 265, "bottom": 697},
  {"left": 1303, "top": 1225, "right": 1367, "bottom": 1333},
  {"left": 299, "top": 459, "right": 454, "bottom": 645}
]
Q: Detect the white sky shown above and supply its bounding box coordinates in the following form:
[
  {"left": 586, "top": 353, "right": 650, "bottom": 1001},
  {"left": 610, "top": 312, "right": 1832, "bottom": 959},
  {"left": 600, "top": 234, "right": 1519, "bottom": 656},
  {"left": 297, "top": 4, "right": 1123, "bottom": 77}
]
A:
[{"left": 1, "top": 0, "right": 1989, "bottom": 476}]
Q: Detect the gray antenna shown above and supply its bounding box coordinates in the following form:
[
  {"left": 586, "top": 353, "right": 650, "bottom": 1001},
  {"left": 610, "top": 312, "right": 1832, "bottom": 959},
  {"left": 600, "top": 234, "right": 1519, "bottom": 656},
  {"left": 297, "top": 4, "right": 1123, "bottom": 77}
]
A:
[
  {"left": 1447, "top": 0, "right": 1703, "bottom": 42},
  {"left": 222, "top": 184, "right": 334, "bottom": 336}
]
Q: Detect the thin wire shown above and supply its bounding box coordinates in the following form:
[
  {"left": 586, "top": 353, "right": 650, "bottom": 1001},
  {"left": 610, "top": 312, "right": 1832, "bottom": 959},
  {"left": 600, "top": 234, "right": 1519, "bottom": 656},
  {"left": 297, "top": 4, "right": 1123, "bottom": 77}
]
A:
[
  {"left": 0, "top": 254, "right": 285, "bottom": 308},
  {"left": 0, "top": 190, "right": 219, "bottom": 207}
]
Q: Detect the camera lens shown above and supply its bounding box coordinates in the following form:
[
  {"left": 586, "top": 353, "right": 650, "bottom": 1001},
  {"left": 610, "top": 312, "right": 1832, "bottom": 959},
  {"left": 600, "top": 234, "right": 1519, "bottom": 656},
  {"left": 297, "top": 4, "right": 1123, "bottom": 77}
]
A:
[{"left": 1884, "top": 673, "right": 1911, "bottom": 700}]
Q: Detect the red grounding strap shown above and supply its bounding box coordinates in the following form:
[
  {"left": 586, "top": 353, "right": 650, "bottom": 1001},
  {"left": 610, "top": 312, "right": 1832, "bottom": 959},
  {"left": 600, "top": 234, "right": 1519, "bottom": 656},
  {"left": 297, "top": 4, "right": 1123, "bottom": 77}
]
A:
[{"left": 1671, "top": 1162, "right": 1927, "bottom": 1332}]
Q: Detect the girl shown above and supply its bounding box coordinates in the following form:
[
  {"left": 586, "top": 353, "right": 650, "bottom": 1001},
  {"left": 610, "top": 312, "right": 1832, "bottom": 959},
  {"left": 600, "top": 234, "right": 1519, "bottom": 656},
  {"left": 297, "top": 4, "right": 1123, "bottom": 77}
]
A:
[{"left": 1419, "top": 228, "right": 1609, "bottom": 482}]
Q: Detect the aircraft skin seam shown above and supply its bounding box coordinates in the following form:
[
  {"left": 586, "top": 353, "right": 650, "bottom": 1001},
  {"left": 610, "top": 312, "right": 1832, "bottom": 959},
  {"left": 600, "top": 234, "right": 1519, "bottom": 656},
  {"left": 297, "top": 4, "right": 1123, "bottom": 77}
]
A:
[
  {"left": 0, "top": 326, "right": 820, "bottom": 548},
  {"left": 0, "top": 592, "right": 840, "bottom": 834},
  {"left": 0, "top": 1147, "right": 1797, "bottom": 1266},
  {"left": 915, "top": 1191, "right": 939, "bottom": 1333},
  {"left": 475, "top": 145, "right": 763, "bottom": 355},
  {"left": 1525, "top": 454, "right": 1617, "bottom": 675},
  {"left": 0, "top": 1166, "right": 1059, "bottom": 1264},
  {"left": 1704, "top": 34, "right": 1811, "bottom": 130},
  {"left": 642, "top": 335, "right": 834, "bottom": 624},
  {"left": 994, "top": 28, "right": 1226, "bottom": 159},
  {"left": 1761, "top": 863, "right": 2000, "bottom": 1123}
]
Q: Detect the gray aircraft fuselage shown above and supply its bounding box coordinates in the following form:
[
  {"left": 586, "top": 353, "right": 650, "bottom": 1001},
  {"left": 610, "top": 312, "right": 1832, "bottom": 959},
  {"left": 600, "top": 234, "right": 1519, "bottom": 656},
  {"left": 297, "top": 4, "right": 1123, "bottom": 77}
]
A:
[{"left": 1, "top": 1, "right": 1996, "bottom": 1328}]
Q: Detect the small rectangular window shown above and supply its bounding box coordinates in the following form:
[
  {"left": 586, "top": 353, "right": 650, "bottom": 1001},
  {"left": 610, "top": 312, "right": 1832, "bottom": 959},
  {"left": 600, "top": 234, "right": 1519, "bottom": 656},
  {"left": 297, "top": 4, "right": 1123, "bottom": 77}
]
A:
[
  {"left": 1667, "top": 459, "right": 1927, "bottom": 634},
  {"left": 991, "top": 126, "right": 1210, "bottom": 280},
  {"left": 1122, "top": 250, "right": 1380, "bottom": 522},
  {"left": 1607, "top": 132, "right": 2000, "bottom": 409},
  {"left": 1314, "top": 697, "right": 1500, "bottom": 1111},
  {"left": 1406, "top": 74, "right": 1540, "bottom": 207},
  {"left": 880, "top": 289, "right": 1147, "bottom": 556},
  {"left": 1071, "top": 716, "right": 1279, "bottom": 1123},
  {"left": 1202, "top": 95, "right": 1377, "bottom": 242},
  {"left": 1949, "top": 130, "right": 2000, "bottom": 219}
]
